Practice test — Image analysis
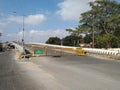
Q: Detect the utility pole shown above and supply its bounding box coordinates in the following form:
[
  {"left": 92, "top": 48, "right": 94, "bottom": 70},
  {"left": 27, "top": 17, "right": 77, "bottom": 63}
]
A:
[
  {"left": 92, "top": 26, "right": 95, "bottom": 48},
  {"left": 74, "top": 40, "right": 76, "bottom": 47},
  {"left": 77, "top": 40, "right": 79, "bottom": 47},
  {"left": 92, "top": 12, "right": 95, "bottom": 48}
]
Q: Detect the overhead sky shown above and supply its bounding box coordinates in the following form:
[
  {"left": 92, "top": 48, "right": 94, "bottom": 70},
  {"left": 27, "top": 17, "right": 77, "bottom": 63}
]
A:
[{"left": 0, "top": 0, "right": 120, "bottom": 43}]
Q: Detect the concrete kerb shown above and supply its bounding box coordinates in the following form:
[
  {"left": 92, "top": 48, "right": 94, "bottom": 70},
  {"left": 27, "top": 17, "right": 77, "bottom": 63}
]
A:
[{"left": 87, "top": 53, "right": 120, "bottom": 60}]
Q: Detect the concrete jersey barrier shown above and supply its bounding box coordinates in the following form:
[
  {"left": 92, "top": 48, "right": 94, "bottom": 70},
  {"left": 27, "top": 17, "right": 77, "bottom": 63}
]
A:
[{"left": 26, "top": 42, "right": 120, "bottom": 56}]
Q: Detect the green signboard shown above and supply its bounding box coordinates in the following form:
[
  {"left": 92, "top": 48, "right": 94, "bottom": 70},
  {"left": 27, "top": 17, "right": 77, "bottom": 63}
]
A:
[{"left": 34, "top": 49, "right": 44, "bottom": 54}]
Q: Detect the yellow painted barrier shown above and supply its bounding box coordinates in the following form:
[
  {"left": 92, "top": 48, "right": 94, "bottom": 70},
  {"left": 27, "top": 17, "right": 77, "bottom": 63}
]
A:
[
  {"left": 75, "top": 48, "right": 85, "bottom": 55},
  {"left": 63, "top": 48, "right": 73, "bottom": 51}
]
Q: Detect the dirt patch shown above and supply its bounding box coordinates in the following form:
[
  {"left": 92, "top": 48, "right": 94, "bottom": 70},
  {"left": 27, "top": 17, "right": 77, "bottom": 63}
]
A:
[
  {"left": 14, "top": 50, "right": 21, "bottom": 60},
  {"left": 87, "top": 53, "right": 120, "bottom": 60}
]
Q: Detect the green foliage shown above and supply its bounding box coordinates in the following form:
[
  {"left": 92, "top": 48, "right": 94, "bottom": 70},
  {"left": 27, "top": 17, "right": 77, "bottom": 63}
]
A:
[
  {"left": 66, "top": 27, "right": 86, "bottom": 37},
  {"left": 83, "top": 34, "right": 92, "bottom": 44},
  {"left": 46, "top": 37, "right": 61, "bottom": 45},
  {"left": 66, "top": 0, "right": 120, "bottom": 48},
  {"left": 80, "top": 0, "right": 120, "bottom": 35},
  {"left": 96, "top": 34, "right": 119, "bottom": 48},
  {"left": 62, "top": 35, "right": 82, "bottom": 46}
]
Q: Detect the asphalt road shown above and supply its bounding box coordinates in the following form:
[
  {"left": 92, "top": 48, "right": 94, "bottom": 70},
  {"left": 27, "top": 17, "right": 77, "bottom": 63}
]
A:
[
  {"left": 0, "top": 51, "right": 46, "bottom": 90},
  {"left": 0, "top": 50, "right": 120, "bottom": 90}
]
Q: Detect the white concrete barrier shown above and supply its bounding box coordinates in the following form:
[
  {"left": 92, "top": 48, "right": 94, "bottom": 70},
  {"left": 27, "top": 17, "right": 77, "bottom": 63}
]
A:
[{"left": 83, "top": 48, "right": 120, "bottom": 56}]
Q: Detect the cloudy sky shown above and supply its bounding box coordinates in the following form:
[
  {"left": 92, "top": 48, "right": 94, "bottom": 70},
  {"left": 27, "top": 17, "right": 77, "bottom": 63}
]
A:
[{"left": 0, "top": 0, "right": 119, "bottom": 43}]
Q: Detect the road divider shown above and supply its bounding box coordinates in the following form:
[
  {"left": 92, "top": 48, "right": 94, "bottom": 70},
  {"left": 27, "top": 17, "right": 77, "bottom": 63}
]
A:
[{"left": 25, "top": 42, "right": 120, "bottom": 58}]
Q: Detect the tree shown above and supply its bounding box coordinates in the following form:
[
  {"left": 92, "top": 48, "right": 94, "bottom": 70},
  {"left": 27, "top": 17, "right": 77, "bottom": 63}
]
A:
[
  {"left": 83, "top": 34, "right": 92, "bottom": 44},
  {"left": 96, "top": 34, "right": 119, "bottom": 48},
  {"left": 46, "top": 37, "right": 61, "bottom": 45},
  {"left": 66, "top": 27, "right": 85, "bottom": 37},
  {"left": 80, "top": 0, "right": 120, "bottom": 35},
  {"left": 66, "top": 0, "right": 120, "bottom": 48},
  {"left": 62, "top": 35, "right": 82, "bottom": 46}
]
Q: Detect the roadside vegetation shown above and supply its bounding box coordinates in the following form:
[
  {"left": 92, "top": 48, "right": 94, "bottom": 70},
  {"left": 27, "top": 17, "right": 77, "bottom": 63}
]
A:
[{"left": 46, "top": 0, "right": 120, "bottom": 48}]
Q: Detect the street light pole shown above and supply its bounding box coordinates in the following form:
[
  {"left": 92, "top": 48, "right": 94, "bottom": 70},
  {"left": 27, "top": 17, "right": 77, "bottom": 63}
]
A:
[
  {"left": 22, "top": 15, "right": 24, "bottom": 46},
  {"left": 13, "top": 11, "right": 18, "bottom": 42},
  {"left": 21, "top": 15, "right": 26, "bottom": 54}
]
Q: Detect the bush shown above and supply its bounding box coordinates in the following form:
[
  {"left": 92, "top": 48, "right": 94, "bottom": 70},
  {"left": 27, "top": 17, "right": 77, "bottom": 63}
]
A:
[{"left": 96, "top": 34, "right": 119, "bottom": 48}]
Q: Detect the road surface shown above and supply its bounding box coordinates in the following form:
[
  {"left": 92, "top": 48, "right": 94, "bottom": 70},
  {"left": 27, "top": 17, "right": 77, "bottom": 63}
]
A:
[{"left": 0, "top": 50, "right": 120, "bottom": 90}]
